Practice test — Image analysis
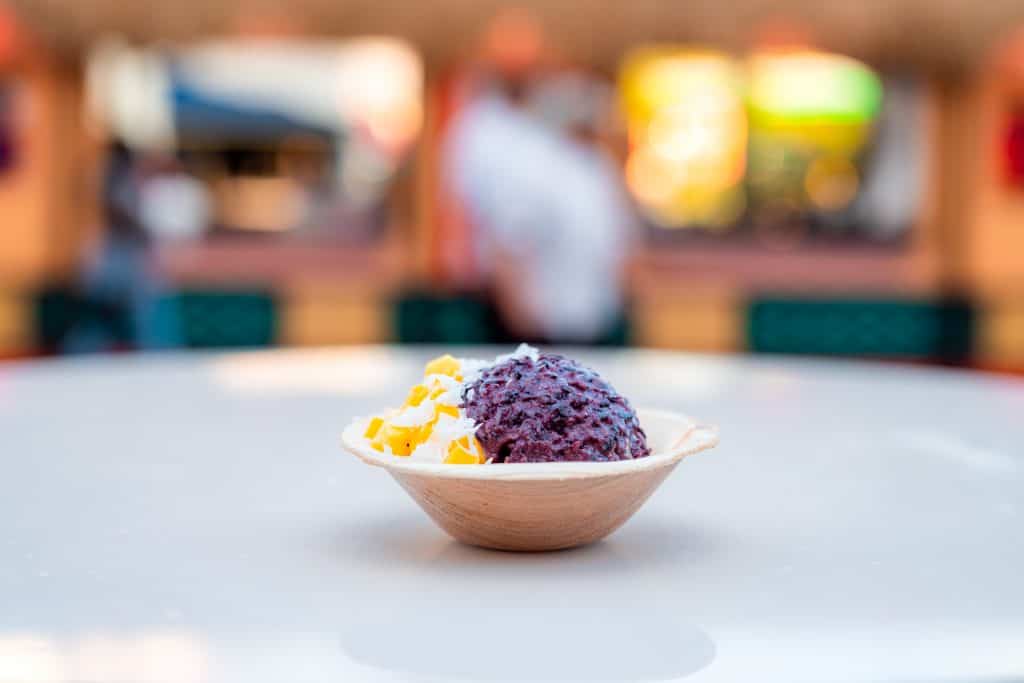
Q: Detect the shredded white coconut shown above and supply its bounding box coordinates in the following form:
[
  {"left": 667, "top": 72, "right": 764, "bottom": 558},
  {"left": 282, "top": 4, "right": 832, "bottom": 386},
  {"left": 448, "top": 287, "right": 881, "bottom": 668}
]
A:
[
  {"left": 360, "top": 345, "right": 541, "bottom": 463},
  {"left": 494, "top": 343, "right": 540, "bottom": 365},
  {"left": 388, "top": 401, "right": 436, "bottom": 427},
  {"left": 409, "top": 414, "right": 482, "bottom": 462},
  {"left": 457, "top": 357, "right": 491, "bottom": 389}
]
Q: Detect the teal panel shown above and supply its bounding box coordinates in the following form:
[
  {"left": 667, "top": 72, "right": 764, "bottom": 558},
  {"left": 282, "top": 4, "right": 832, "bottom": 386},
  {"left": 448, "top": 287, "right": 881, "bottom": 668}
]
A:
[
  {"left": 394, "top": 294, "right": 493, "bottom": 345},
  {"left": 748, "top": 298, "right": 974, "bottom": 361},
  {"left": 177, "top": 291, "right": 276, "bottom": 349}
]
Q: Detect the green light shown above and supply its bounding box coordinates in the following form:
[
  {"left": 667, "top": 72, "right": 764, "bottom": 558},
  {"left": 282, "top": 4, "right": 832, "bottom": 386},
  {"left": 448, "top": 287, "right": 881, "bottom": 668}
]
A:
[{"left": 748, "top": 52, "right": 883, "bottom": 125}]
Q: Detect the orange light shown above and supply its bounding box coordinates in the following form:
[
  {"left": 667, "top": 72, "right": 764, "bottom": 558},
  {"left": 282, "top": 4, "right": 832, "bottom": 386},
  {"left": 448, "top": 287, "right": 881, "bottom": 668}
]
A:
[
  {"left": 335, "top": 38, "right": 423, "bottom": 152},
  {"left": 804, "top": 156, "right": 859, "bottom": 211}
]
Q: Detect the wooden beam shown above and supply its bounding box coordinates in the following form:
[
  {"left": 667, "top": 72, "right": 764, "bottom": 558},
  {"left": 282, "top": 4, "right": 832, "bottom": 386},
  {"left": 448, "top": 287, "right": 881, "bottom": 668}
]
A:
[{"left": 10, "top": 0, "right": 1024, "bottom": 71}]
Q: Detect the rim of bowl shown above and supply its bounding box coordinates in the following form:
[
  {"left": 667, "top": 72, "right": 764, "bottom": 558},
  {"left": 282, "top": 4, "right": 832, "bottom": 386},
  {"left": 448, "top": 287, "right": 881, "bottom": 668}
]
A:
[{"left": 341, "top": 408, "right": 719, "bottom": 481}]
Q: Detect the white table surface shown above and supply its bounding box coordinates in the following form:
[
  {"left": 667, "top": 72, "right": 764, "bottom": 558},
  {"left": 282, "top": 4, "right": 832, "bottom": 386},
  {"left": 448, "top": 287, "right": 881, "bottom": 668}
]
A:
[{"left": 1, "top": 347, "right": 1022, "bottom": 682}]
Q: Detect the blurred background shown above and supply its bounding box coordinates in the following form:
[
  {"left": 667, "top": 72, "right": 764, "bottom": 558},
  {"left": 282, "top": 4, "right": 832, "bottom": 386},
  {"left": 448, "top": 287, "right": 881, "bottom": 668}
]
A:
[{"left": 1, "top": 0, "right": 1023, "bottom": 370}]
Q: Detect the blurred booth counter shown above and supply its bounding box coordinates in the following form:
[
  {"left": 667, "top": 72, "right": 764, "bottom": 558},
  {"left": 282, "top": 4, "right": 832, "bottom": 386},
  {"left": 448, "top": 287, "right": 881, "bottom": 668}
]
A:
[
  {"left": 154, "top": 237, "right": 406, "bottom": 348},
  {"left": 628, "top": 240, "right": 949, "bottom": 359},
  {"left": 6, "top": 36, "right": 426, "bottom": 355},
  {"left": 629, "top": 283, "right": 743, "bottom": 352},
  {"left": 618, "top": 47, "right": 979, "bottom": 364},
  {"left": 0, "top": 288, "right": 31, "bottom": 357},
  {"left": 976, "top": 300, "right": 1024, "bottom": 370}
]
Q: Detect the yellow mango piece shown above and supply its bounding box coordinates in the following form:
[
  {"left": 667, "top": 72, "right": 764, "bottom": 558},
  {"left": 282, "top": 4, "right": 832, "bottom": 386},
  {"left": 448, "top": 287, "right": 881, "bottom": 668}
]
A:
[
  {"left": 424, "top": 354, "right": 460, "bottom": 379},
  {"left": 444, "top": 435, "right": 484, "bottom": 465},
  {"left": 444, "top": 444, "right": 478, "bottom": 464},
  {"left": 404, "top": 384, "right": 429, "bottom": 407},
  {"left": 369, "top": 429, "right": 386, "bottom": 452},
  {"left": 435, "top": 403, "right": 459, "bottom": 419},
  {"left": 364, "top": 416, "right": 384, "bottom": 440},
  {"left": 380, "top": 424, "right": 421, "bottom": 456},
  {"left": 417, "top": 421, "right": 435, "bottom": 444}
]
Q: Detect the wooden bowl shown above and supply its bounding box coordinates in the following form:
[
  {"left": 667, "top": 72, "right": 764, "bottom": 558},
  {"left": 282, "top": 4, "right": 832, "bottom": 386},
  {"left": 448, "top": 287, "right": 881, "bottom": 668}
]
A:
[{"left": 341, "top": 409, "right": 718, "bottom": 552}]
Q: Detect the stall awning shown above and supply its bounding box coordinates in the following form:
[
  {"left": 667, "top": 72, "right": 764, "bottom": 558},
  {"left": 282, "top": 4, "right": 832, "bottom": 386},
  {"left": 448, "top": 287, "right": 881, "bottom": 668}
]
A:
[
  {"left": 170, "top": 71, "right": 335, "bottom": 146},
  {"left": 11, "top": 0, "right": 1024, "bottom": 71}
]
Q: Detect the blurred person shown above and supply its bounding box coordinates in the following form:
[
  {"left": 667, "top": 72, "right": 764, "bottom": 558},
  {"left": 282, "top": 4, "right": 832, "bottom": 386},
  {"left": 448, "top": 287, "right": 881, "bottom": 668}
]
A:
[
  {"left": 853, "top": 76, "right": 924, "bottom": 240},
  {"left": 525, "top": 71, "right": 634, "bottom": 342},
  {"left": 444, "top": 12, "right": 633, "bottom": 344},
  {"left": 138, "top": 154, "right": 210, "bottom": 242},
  {"left": 63, "top": 141, "right": 181, "bottom": 352}
]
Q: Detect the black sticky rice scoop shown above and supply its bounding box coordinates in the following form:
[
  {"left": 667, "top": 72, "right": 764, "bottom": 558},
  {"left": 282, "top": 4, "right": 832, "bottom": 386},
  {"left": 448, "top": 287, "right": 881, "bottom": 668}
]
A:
[{"left": 462, "top": 353, "right": 650, "bottom": 463}]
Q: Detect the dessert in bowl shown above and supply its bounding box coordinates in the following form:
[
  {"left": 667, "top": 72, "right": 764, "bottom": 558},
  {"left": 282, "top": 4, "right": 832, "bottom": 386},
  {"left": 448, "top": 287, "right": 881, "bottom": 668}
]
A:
[{"left": 341, "top": 345, "right": 718, "bottom": 551}]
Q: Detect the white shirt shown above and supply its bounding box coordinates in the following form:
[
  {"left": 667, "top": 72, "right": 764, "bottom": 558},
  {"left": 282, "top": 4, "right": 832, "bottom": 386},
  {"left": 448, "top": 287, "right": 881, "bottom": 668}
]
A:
[{"left": 445, "top": 92, "right": 629, "bottom": 341}]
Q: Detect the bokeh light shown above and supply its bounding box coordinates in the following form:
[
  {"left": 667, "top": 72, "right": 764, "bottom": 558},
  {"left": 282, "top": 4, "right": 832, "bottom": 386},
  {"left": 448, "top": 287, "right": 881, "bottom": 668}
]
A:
[
  {"left": 335, "top": 37, "right": 423, "bottom": 153},
  {"left": 746, "top": 48, "right": 882, "bottom": 221},
  {"left": 805, "top": 155, "right": 860, "bottom": 211},
  {"left": 620, "top": 49, "right": 747, "bottom": 228}
]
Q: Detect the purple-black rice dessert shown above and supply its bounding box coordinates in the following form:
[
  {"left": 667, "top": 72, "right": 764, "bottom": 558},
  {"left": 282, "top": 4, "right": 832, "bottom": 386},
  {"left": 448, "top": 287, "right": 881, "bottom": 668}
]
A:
[{"left": 462, "top": 352, "right": 650, "bottom": 463}]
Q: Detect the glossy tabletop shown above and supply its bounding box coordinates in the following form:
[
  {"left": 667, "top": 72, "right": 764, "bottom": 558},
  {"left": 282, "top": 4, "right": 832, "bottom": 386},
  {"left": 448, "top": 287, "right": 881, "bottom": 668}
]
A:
[{"left": 2, "top": 347, "right": 1023, "bottom": 682}]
